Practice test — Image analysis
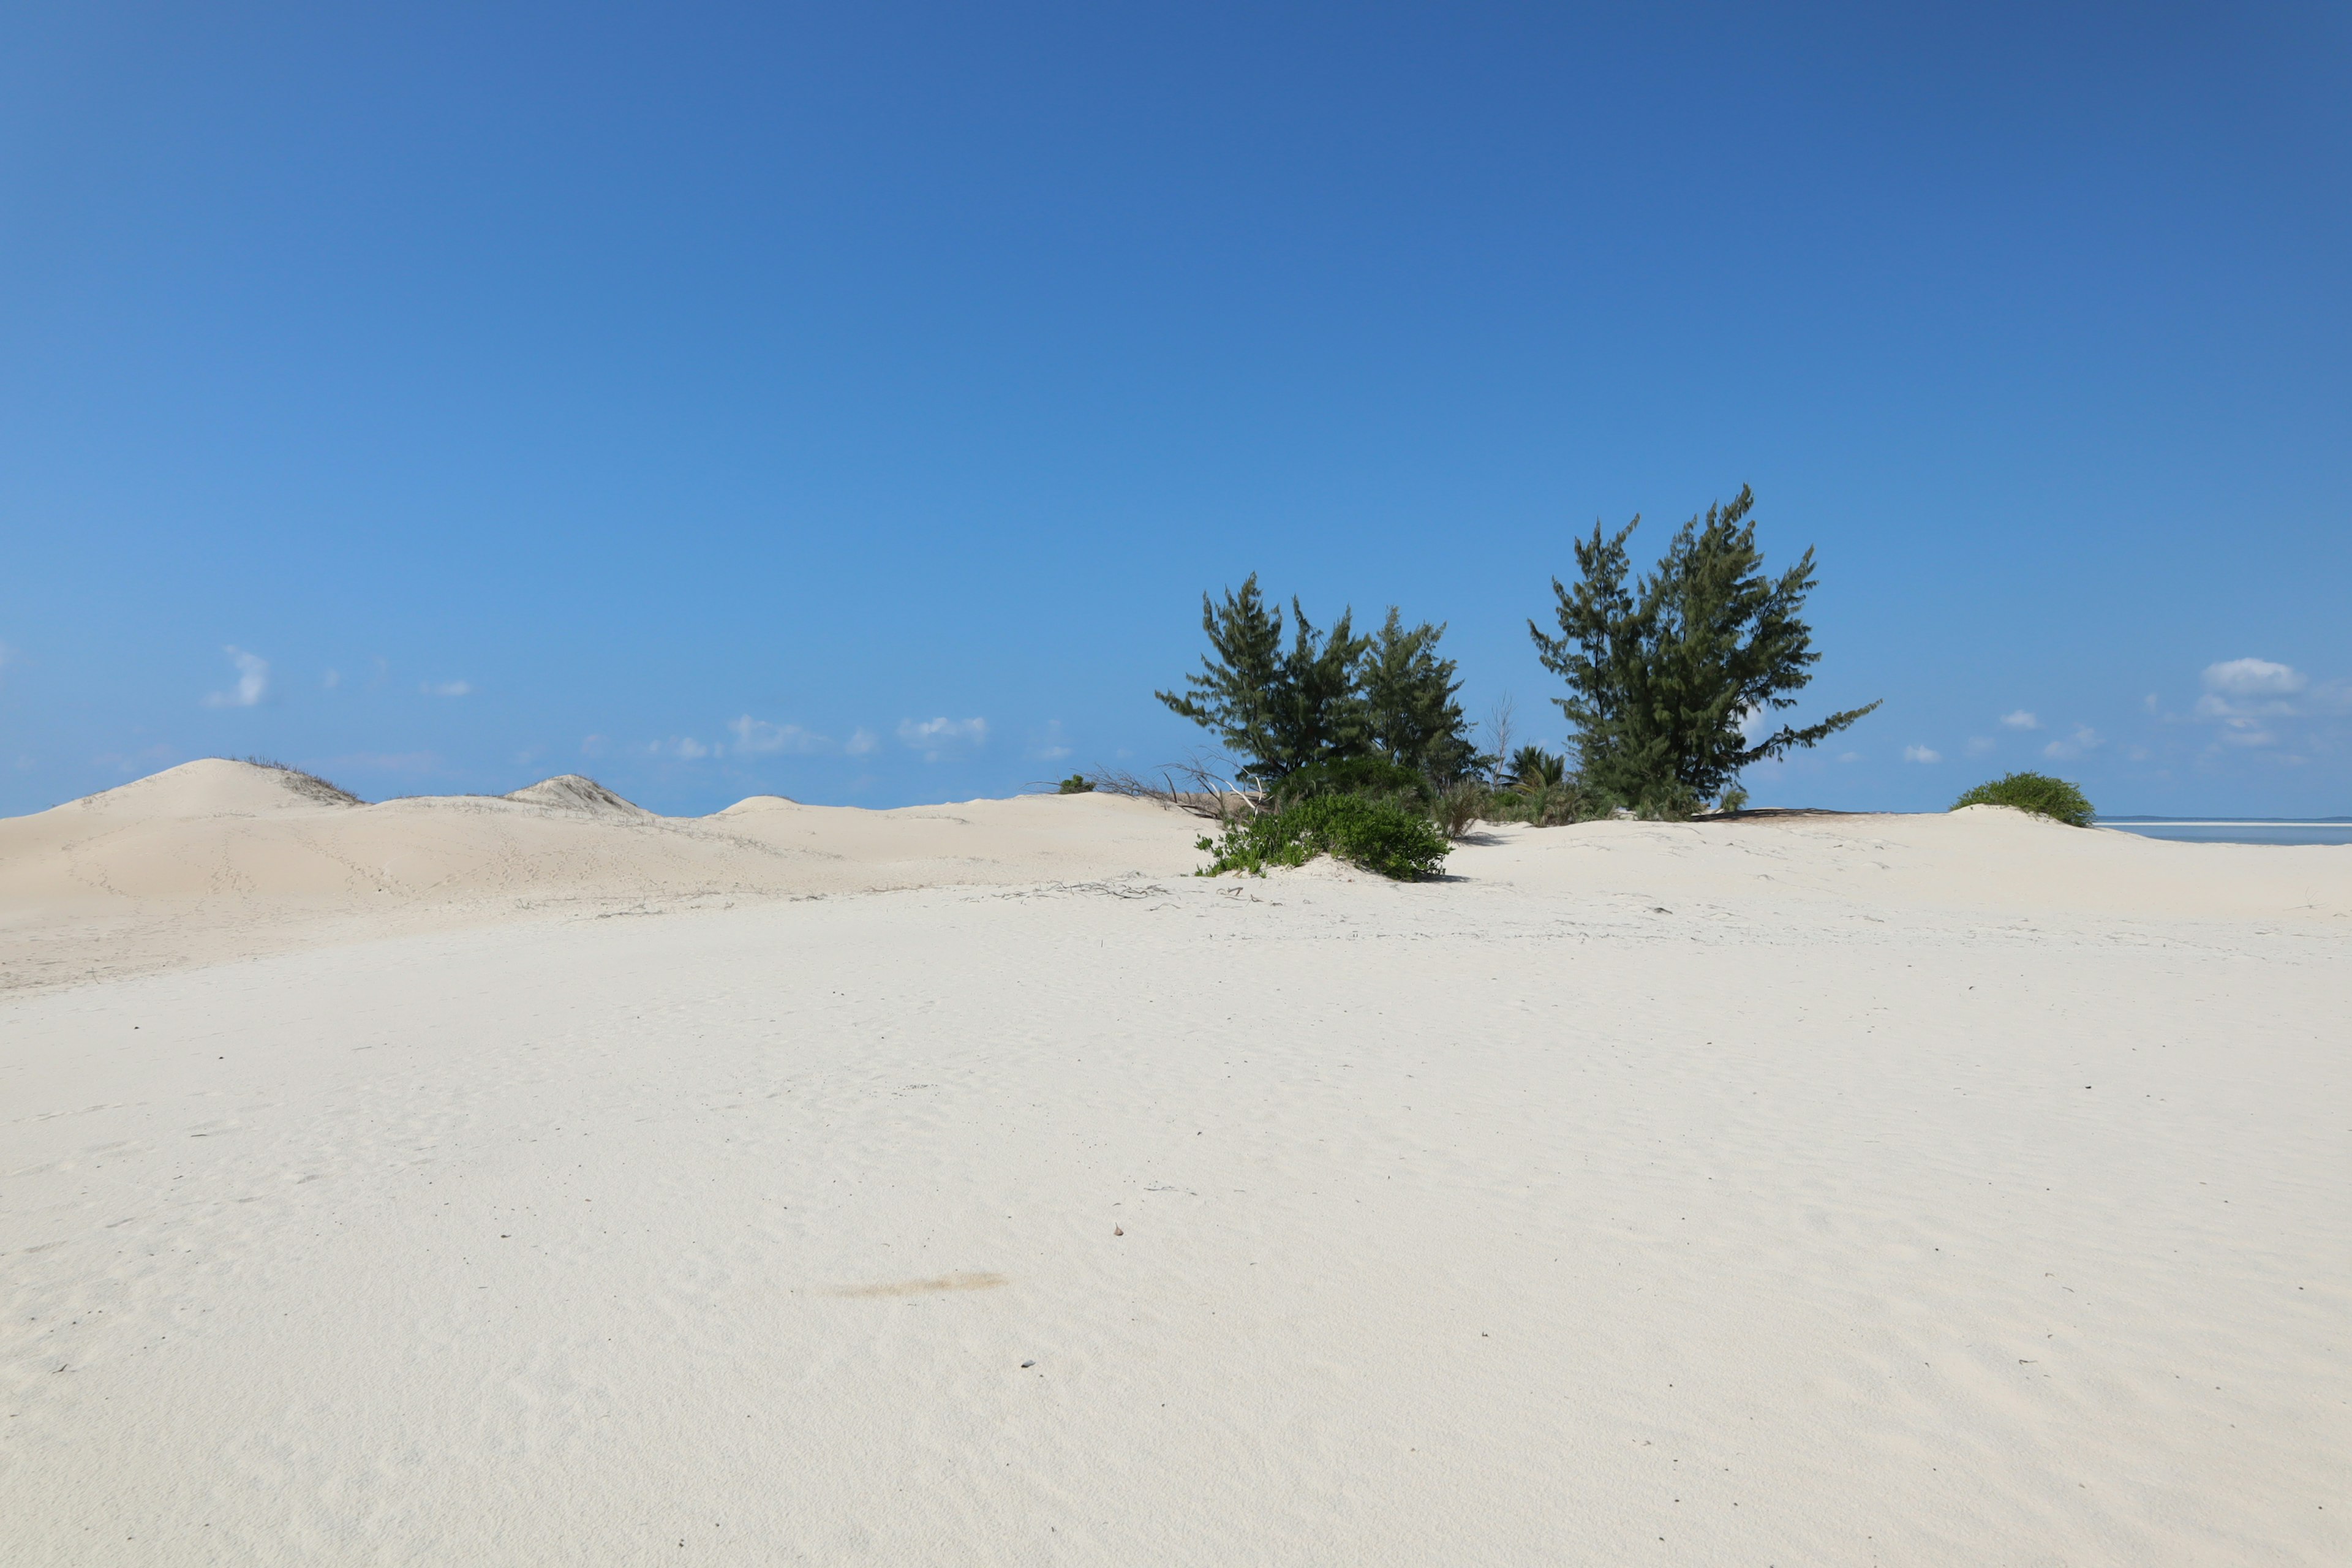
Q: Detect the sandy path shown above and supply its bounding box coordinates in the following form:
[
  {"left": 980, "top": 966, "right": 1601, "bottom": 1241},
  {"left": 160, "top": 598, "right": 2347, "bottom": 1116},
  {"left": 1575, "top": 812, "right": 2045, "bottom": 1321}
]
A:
[{"left": 4, "top": 831, "right": 2344, "bottom": 1565}]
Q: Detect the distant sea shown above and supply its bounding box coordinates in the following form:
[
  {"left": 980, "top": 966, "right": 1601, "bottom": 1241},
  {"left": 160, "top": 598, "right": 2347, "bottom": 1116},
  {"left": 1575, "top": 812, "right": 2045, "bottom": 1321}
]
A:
[{"left": 2095, "top": 817, "right": 2352, "bottom": 846}]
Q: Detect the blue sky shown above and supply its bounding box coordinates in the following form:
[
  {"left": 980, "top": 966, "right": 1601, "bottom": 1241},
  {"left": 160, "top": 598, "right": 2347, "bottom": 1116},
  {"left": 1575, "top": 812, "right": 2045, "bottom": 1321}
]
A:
[{"left": 3, "top": 2, "right": 2346, "bottom": 816}]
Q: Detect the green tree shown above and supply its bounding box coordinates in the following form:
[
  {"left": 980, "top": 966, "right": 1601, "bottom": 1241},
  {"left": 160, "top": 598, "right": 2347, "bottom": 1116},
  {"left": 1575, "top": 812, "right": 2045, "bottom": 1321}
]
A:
[
  {"left": 1156, "top": 576, "right": 1368, "bottom": 782},
  {"left": 1507, "top": 745, "right": 1567, "bottom": 793},
  {"left": 1530, "top": 486, "right": 1879, "bottom": 813},
  {"left": 1359, "top": 609, "right": 1482, "bottom": 782}
]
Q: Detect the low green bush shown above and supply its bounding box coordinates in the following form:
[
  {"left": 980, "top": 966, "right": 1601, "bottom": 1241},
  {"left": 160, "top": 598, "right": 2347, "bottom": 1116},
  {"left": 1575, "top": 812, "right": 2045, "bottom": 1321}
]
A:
[
  {"left": 1196, "top": 794, "right": 1452, "bottom": 881},
  {"left": 1057, "top": 774, "right": 1096, "bottom": 794},
  {"left": 1951, "top": 771, "right": 2094, "bottom": 827}
]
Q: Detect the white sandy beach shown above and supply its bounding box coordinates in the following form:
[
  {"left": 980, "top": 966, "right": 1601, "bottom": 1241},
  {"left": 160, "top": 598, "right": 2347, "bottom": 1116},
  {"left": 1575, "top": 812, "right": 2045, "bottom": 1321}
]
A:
[{"left": 2, "top": 760, "right": 2345, "bottom": 1565}]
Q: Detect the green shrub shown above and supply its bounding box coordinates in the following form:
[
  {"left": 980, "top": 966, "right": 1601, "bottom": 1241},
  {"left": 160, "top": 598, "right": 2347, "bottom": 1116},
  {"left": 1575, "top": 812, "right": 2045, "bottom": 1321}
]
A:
[
  {"left": 1196, "top": 794, "right": 1452, "bottom": 881},
  {"left": 1057, "top": 774, "right": 1096, "bottom": 794},
  {"left": 1427, "top": 778, "right": 1487, "bottom": 840},
  {"left": 1271, "top": 755, "right": 1430, "bottom": 808},
  {"left": 1951, "top": 771, "right": 2094, "bottom": 827},
  {"left": 1632, "top": 780, "right": 1702, "bottom": 821}
]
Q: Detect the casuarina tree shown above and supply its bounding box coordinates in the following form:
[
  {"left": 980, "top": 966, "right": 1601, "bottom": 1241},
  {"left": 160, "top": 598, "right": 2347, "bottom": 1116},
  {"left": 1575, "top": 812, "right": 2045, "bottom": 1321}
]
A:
[
  {"left": 1529, "top": 486, "right": 1878, "bottom": 815},
  {"left": 1158, "top": 578, "right": 1480, "bottom": 785},
  {"left": 1156, "top": 576, "right": 1367, "bottom": 782},
  {"left": 1358, "top": 609, "right": 1481, "bottom": 782}
]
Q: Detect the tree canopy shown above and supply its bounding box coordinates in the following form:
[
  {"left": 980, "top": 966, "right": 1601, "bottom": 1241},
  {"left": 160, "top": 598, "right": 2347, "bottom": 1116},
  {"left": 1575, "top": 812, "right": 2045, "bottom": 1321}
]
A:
[
  {"left": 1529, "top": 486, "right": 1877, "bottom": 813},
  {"left": 1157, "top": 576, "right": 1480, "bottom": 784}
]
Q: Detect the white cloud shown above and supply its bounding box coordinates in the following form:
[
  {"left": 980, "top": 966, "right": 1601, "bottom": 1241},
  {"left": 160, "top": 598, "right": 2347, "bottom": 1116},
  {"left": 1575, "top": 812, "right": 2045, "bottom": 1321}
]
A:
[
  {"left": 422, "top": 679, "right": 472, "bottom": 698},
  {"left": 580, "top": 734, "right": 609, "bottom": 757},
  {"left": 2000, "top": 710, "right": 2040, "bottom": 730},
  {"left": 899, "top": 716, "right": 987, "bottom": 760},
  {"left": 322, "top": 668, "right": 342, "bottom": 690},
  {"left": 1735, "top": 704, "right": 1770, "bottom": 742},
  {"left": 1902, "top": 745, "right": 1942, "bottom": 764},
  {"left": 1966, "top": 736, "right": 1996, "bottom": 756},
  {"left": 2188, "top": 660, "right": 2326, "bottom": 751},
  {"left": 675, "top": 737, "right": 712, "bottom": 760},
  {"left": 1836, "top": 751, "right": 1861, "bottom": 764},
  {"left": 1028, "top": 720, "right": 1073, "bottom": 761},
  {"left": 203, "top": 646, "right": 270, "bottom": 708},
  {"left": 2043, "top": 724, "right": 2101, "bottom": 760},
  {"left": 729, "top": 716, "right": 829, "bottom": 755},
  {"left": 845, "top": 728, "right": 880, "bottom": 756},
  {"left": 2203, "top": 658, "right": 2305, "bottom": 698}
]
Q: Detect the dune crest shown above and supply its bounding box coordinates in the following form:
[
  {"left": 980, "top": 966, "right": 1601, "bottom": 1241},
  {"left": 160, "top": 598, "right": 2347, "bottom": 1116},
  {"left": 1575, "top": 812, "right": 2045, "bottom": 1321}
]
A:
[
  {"left": 503, "top": 774, "right": 651, "bottom": 816},
  {"left": 58, "top": 757, "right": 360, "bottom": 818}
]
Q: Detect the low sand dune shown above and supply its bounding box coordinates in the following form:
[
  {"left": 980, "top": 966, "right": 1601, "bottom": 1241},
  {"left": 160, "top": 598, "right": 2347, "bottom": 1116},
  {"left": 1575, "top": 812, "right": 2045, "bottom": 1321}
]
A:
[
  {"left": 0, "top": 760, "right": 1201, "bottom": 993},
  {"left": 1, "top": 764, "right": 2346, "bottom": 1564}
]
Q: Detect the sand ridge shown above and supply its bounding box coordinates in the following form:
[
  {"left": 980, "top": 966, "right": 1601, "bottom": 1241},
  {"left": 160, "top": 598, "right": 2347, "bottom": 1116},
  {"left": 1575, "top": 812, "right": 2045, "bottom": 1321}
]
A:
[{"left": 0, "top": 761, "right": 1203, "bottom": 993}]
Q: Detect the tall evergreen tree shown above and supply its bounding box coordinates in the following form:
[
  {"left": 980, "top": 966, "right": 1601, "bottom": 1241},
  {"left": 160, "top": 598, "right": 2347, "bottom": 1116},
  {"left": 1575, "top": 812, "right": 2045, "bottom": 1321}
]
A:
[
  {"left": 1268, "top": 601, "right": 1370, "bottom": 775},
  {"left": 1156, "top": 576, "right": 1368, "bottom": 782},
  {"left": 1359, "top": 609, "right": 1481, "bottom": 782},
  {"left": 1529, "top": 486, "right": 1879, "bottom": 813}
]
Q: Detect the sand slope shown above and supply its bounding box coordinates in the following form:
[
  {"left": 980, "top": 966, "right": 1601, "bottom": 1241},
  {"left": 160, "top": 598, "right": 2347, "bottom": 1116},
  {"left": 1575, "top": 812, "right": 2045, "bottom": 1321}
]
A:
[{"left": 1, "top": 766, "right": 2346, "bottom": 1564}]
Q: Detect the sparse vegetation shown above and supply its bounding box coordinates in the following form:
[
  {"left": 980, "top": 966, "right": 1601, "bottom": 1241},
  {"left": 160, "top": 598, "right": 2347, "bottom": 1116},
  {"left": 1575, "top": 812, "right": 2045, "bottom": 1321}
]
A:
[
  {"left": 1057, "top": 774, "right": 1096, "bottom": 794},
  {"left": 1195, "top": 794, "right": 1451, "bottom": 881},
  {"left": 239, "top": 756, "right": 363, "bottom": 805},
  {"left": 1952, "top": 772, "right": 2094, "bottom": 827},
  {"left": 1155, "top": 499, "right": 1872, "bottom": 857}
]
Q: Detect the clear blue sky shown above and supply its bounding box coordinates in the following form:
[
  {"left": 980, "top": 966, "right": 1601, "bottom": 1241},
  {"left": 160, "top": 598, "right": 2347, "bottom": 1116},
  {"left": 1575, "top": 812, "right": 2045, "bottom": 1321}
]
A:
[{"left": 4, "top": 3, "right": 2346, "bottom": 816}]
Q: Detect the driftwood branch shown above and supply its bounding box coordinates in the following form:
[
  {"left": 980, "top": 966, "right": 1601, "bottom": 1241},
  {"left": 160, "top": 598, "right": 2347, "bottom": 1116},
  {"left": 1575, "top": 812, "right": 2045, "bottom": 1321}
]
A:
[{"left": 1087, "top": 753, "right": 1267, "bottom": 825}]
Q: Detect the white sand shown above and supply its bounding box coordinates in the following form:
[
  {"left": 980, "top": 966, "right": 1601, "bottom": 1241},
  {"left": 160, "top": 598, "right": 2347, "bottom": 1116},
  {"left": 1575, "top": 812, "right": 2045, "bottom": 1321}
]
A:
[{"left": 2, "top": 761, "right": 2346, "bottom": 1564}]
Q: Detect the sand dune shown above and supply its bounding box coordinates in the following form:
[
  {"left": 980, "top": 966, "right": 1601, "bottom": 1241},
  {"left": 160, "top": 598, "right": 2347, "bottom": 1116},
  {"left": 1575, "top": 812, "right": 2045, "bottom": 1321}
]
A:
[
  {"left": 2, "top": 763, "right": 2345, "bottom": 1564},
  {"left": 0, "top": 761, "right": 1200, "bottom": 993}
]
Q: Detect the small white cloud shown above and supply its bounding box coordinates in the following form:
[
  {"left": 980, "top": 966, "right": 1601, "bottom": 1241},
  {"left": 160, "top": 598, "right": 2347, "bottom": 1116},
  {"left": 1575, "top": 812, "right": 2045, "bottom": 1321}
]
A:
[
  {"left": 729, "top": 716, "right": 829, "bottom": 755},
  {"left": 2043, "top": 724, "right": 2102, "bottom": 760},
  {"left": 422, "top": 679, "right": 472, "bottom": 698},
  {"left": 2203, "top": 658, "right": 2305, "bottom": 698},
  {"left": 674, "top": 737, "right": 711, "bottom": 760},
  {"left": 1836, "top": 751, "right": 1861, "bottom": 764},
  {"left": 581, "top": 734, "right": 609, "bottom": 757},
  {"left": 899, "top": 716, "right": 987, "bottom": 760},
  {"left": 1028, "top": 720, "right": 1074, "bottom": 761},
  {"left": 322, "top": 668, "right": 342, "bottom": 690},
  {"left": 203, "top": 646, "right": 270, "bottom": 708},
  {"left": 2000, "top": 710, "right": 2040, "bottom": 730},
  {"left": 1966, "top": 736, "right": 1996, "bottom": 756},
  {"left": 1735, "top": 704, "right": 1771, "bottom": 742},
  {"left": 845, "top": 728, "right": 880, "bottom": 756},
  {"left": 1902, "top": 745, "right": 1942, "bottom": 764}
]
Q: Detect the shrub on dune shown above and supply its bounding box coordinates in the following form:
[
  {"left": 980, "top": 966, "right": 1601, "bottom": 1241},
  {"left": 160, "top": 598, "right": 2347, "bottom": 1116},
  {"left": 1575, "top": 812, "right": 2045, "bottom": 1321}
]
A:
[
  {"left": 1196, "top": 794, "right": 1451, "bottom": 881},
  {"left": 1951, "top": 772, "right": 2094, "bottom": 827}
]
